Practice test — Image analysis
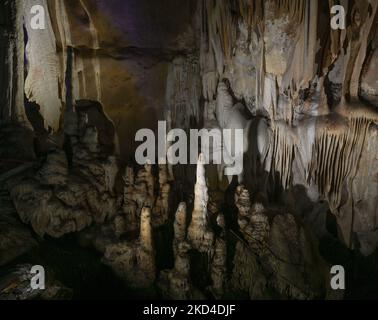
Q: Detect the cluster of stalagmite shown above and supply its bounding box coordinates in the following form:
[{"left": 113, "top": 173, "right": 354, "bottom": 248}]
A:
[
  {"left": 235, "top": 186, "right": 270, "bottom": 255},
  {"left": 120, "top": 164, "right": 154, "bottom": 232},
  {"left": 160, "top": 156, "right": 227, "bottom": 299},
  {"left": 159, "top": 241, "right": 193, "bottom": 300},
  {"left": 158, "top": 202, "right": 194, "bottom": 299},
  {"left": 119, "top": 163, "right": 171, "bottom": 234},
  {"left": 8, "top": 100, "right": 121, "bottom": 237},
  {"left": 233, "top": 184, "right": 327, "bottom": 299},
  {"left": 103, "top": 207, "right": 156, "bottom": 289}
]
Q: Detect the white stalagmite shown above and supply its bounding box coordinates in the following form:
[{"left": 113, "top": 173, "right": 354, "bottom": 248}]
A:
[
  {"left": 137, "top": 207, "right": 156, "bottom": 285},
  {"left": 140, "top": 207, "right": 153, "bottom": 253},
  {"left": 188, "top": 154, "right": 215, "bottom": 253}
]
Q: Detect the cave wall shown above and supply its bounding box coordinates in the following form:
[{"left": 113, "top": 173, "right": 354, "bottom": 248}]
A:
[
  {"left": 14, "top": 0, "right": 378, "bottom": 254},
  {"left": 199, "top": 0, "right": 378, "bottom": 253},
  {"left": 21, "top": 0, "right": 199, "bottom": 161}
]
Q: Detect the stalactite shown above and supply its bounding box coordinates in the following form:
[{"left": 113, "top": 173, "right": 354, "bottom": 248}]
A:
[
  {"left": 237, "top": 0, "right": 264, "bottom": 30},
  {"left": 348, "top": 0, "right": 378, "bottom": 98},
  {"left": 275, "top": 0, "right": 305, "bottom": 24},
  {"left": 78, "top": 0, "right": 101, "bottom": 102},
  {"left": 206, "top": 1, "right": 236, "bottom": 63},
  {"left": 166, "top": 55, "right": 201, "bottom": 130},
  {"left": 309, "top": 116, "right": 372, "bottom": 214},
  {"left": 264, "top": 123, "right": 296, "bottom": 190}
]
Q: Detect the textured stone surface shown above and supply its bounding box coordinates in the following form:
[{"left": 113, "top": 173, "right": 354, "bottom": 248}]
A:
[
  {"left": 0, "top": 264, "right": 72, "bottom": 300},
  {"left": 0, "top": 188, "right": 36, "bottom": 266},
  {"left": 102, "top": 207, "right": 156, "bottom": 289}
]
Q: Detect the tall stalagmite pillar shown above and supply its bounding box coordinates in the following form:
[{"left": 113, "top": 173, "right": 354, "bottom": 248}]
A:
[{"left": 188, "top": 154, "right": 214, "bottom": 253}]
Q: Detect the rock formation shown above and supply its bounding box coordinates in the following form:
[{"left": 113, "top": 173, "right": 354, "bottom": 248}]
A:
[
  {"left": 0, "top": 0, "right": 377, "bottom": 300},
  {"left": 158, "top": 241, "right": 193, "bottom": 300},
  {"left": 0, "top": 264, "right": 72, "bottom": 300},
  {"left": 188, "top": 154, "right": 215, "bottom": 254},
  {"left": 103, "top": 207, "right": 156, "bottom": 289},
  {"left": 235, "top": 186, "right": 270, "bottom": 255},
  {"left": 173, "top": 202, "right": 187, "bottom": 255},
  {"left": 153, "top": 164, "right": 171, "bottom": 226},
  {"left": 210, "top": 238, "right": 227, "bottom": 298},
  {"left": 8, "top": 100, "right": 119, "bottom": 237},
  {"left": 122, "top": 166, "right": 138, "bottom": 231},
  {"left": 199, "top": 0, "right": 378, "bottom": 254},
  {"left": 233, "top": 184, "right": 326, "bottom": 299},
  {"left": 0, "top": 186, "right": 36, "bottom": 266}
]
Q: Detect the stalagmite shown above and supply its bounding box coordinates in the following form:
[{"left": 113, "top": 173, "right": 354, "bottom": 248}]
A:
[
  {"left": 103, "top": 156, "right": 118, "bottom": 195},
  {"left": 159, "top": 241, "right": 193, "bottom": 300},
  {"left": 134, "top": 163, "right": 155, "bottom": 209},
  {"left": 173, "top": 202, "right": 187, "bottom": 255},
  {"left": 81, "top": 126, "right": 99, "bottom": 154},
  {"left": 235, "top": 185, "right": 251, "bottom": 219},
  {"left": 140, "top": 207, "right": 153, "bottom": 252},
  {"left": 158, "top": 201, "right": 195, "bottom": 299},
  {"left": 235, "top": 185, "right": 270, "bottom": 255},
  {"left": 210, "top": 238, "right": 227, "bottom": 298},
  {"left": 188, "top": 154, "right": 214, "bottom": 253},
  {"left": 113, "top": 215, "right": 127, "bottom": 239},
  {"left": 103, "top": 207, "right": 156, "bottom": 289},
  {"left": 153, "top": 164, "right": 171, "bottom": 226},
  {"left": 138, "top": 207, "right": 156, "bottom": 285},
  {"left": 122, "top": 167, "right": 137, "bottom": 230}
]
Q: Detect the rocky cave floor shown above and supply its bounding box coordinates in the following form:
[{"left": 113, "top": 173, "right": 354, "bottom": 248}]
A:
[{"left": 1, "top": 126, "right": 378, "bottom": 300}]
